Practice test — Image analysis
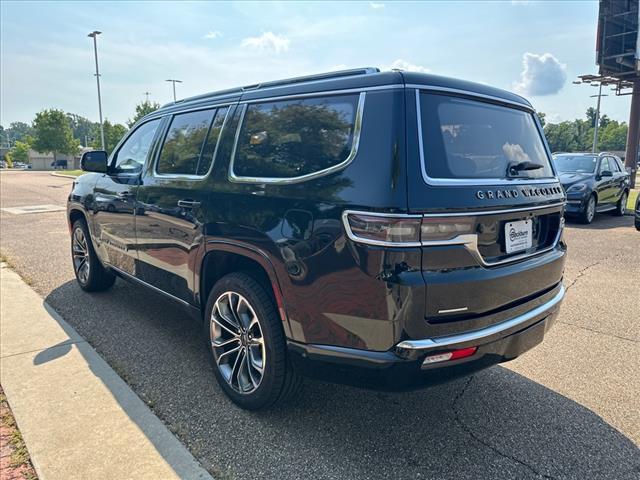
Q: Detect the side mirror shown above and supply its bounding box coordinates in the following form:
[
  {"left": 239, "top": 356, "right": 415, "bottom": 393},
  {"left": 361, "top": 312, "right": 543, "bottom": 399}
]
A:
[
  {"left": 600, "top": 170, "right": 613, "bottom": 177},
  {"left": 81, "top": 150, "right": 108, "bottom": 173}
]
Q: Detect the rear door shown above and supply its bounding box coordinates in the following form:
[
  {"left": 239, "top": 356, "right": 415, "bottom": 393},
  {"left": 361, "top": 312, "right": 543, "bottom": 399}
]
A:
[
  {"left": 596, "top": 157, "right": 616, "bottom": 205},
  {"left": 135, "top": 105, "right": 231, "bottom": 304},
  {"left": 608, "top": 156, "right": 629, "bottom": 203},
  {"left": 406, "top": 88, "right": 565, "bottom": 323}
]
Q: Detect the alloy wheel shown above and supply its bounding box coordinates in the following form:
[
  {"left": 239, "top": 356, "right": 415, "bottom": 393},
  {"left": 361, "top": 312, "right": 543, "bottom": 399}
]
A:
[
  {"left": 586, "top": 197, "right": 596, "bottom": 222},
  {"left": 620, "top": 193, "right": 627, "bottom": 214},
  {"left": 210, "top": 291, "right": 265, "bottom": 394},
  {"left": 72, "top": 227, "right": 90, "bottom": 284}
]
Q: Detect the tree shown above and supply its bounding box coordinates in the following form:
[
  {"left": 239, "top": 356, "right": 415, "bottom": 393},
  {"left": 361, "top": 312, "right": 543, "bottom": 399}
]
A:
[
  {"left": 586, "top": 107, "right": 598, "bottom": 128},
  {"left": 32, "top": 109, "right": 79, "bottom": 159},
  {"left": 536, "top": 111, "right": 546, "bottom": 128},
  {"left": 4, "top": 151, "right": 13, "bottom": 168},
  {"left": 127, "top": 101, "right": 160, "bottom": 127},
  {"left": 90, "top": 120, "right": 127, "bottom": 155},
  {"left": 3, "top": 121, "right": 34, "bottom": 146},
  {"left": 66, "top": 113, "right": 98, "bottom": 146},
  {"left": 598, "top": 121, "right": 628, "bottom": 151},
  {"left": 11, "top": 140, "right": 31, "bottom": 164}
]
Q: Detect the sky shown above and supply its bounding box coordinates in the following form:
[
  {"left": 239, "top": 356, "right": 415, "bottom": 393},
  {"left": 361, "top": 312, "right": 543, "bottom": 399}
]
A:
[{"left": 0, "top": 0, "right": 633, "bottom": 127}]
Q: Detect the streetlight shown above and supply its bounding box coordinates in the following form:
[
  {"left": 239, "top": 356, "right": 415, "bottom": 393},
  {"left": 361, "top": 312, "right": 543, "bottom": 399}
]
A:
[
  {"left": 88, "top": 31, "right": 105, "bottom": 151},
  {"left": 165, "top": 79, "right": 182, "bottom": 102},
  {"left": 574, "top": 76, "right": 608, "bottom": 153}
]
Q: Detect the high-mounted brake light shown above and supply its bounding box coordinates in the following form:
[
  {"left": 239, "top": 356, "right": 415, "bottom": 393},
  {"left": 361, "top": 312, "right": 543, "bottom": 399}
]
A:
[
  {"left": 343, "top": 210, "right": 477, "bottom": 247},
  {"left": 422, "top": 347, "right": 478, "bottom": 366}
]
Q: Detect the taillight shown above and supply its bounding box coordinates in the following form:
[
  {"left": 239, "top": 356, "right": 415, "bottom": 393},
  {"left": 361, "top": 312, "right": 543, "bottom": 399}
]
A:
[
  {"left": 343, "top": 210, "right": 476, "bottom": 246},
  {"left": 343, "top": 211, "right": 422, "bottom": 246}
]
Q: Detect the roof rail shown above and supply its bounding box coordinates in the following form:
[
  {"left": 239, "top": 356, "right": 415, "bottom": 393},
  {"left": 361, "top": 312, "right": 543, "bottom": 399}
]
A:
[
  {"left": 159, "top": 67, "right": 380, "bottom": 109},
  {"left": 241, "top": 67, "right": 380, "bottom": 92}
]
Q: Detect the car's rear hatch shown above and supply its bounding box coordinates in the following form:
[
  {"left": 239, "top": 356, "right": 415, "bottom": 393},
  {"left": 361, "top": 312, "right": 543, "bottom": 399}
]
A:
[{"left": 404, "top": 84, "right": 566, "bottom": 335}]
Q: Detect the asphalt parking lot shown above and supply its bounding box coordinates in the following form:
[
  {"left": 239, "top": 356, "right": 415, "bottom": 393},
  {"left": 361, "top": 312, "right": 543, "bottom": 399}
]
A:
[{"left": 1, "top": 170, "right": 638, "bottom": 479}]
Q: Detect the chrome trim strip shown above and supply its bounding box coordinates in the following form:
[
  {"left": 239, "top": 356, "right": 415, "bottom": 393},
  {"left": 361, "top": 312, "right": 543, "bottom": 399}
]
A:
[
  {"left": 108, "top": 265, "right": 193, "bottom": 307},
  {"left": 341, "top": 209, "right": 422, "bottom": 248},
  {"left": 229, "top": 92, "right": 366, "bottom": 185},
  {"left": 406, "top": 84, "right": 533, "bottom": 111},
  {"left": 413, "top": 89, "right": 558, "bottom": 187},
  {"left": 240, "top": 84, "right": 402, "bottom": 104},
  {"left": 396, "top": 284, "right": 565, "bottom": 355},
  {"left": 438, "top": 307, "right": 469, "bottom": 314},
  {"left": 421, "top": 202, "right": 565, "bottom": 217}
]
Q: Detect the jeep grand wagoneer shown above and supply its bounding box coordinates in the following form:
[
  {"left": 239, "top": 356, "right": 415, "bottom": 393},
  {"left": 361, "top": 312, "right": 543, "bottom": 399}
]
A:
[{"left": 68, "top": 68, "right": 566, "bottom": 409}]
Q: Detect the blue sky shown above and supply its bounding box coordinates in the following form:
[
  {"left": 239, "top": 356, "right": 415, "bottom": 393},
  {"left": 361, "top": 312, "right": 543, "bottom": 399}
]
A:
[{"left": 0, "top": 1, "right": 632, "bottom": 127}]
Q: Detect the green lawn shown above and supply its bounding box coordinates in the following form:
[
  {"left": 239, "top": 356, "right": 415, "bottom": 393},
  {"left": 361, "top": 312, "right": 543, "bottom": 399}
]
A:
[
  {"left": 59, "top": 169, "right": 83, "bottom": 177},
  {"left": 628, "top": 189, "right": 639, "bottom": 211}
]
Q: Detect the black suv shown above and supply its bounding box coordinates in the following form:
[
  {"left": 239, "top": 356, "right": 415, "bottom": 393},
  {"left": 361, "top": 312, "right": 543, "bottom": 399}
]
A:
[
  {"left": 68, "top": 68, "right": 567, "bottom": 409},
  {"left": 553, "top": 152, "right": 630, "bottom": 223}
]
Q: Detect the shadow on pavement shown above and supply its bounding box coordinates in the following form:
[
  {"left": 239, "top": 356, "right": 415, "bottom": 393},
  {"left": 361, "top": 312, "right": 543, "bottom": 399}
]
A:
[
  {"left": 565, "top": 214, "right": 635, "bottom": 230},
  {"left": 44, "top": 278, "right": 640, "bottom": 480}
]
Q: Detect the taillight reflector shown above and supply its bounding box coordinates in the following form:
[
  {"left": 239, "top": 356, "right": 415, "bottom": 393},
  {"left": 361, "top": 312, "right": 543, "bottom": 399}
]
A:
[{"left": 422, "top": 347, "right": 478, "bottom": 366}]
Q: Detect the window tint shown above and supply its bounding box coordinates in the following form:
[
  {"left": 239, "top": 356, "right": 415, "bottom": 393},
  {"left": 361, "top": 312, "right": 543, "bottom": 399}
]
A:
[
  {"left": 114, "top": 119, "right": 161, "bottom": 173},
  {"left": 419, "top": 93, "right": 554, "bottom": 180},
  {"left": 157, "top": 109, "right": 215, "bottom": 175},
  {"left": 233, "top": 94, "right": 359, "bottom": 179},
  {"left": 197, "top": 107, "right": 229, "bottom": 176},
  {"left": 608, "top": 157, "right": 620, "bottom": 172},
  {"left": 599, "top": 157, "right": 611, "bottom": 173}
]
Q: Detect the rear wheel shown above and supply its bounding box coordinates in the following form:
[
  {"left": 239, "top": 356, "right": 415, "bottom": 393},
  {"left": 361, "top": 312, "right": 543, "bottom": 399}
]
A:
[
  {"left": 204, "top": 272, "right": 302, "bottom": 410},
  {"left": 71, "top": 219, "right": 115, "bottom": 291},
  {"left": 580, "top": 195, "right": 596, "bottom": 224},
  {"left": 614, "top": 191, "right": 627, "bottom": 216}
]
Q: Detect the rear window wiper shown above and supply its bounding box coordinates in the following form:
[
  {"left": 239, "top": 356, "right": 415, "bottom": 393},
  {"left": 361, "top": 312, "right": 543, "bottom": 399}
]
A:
[{"left": 507, "top": 161, "right": 543, "bottom": 177}]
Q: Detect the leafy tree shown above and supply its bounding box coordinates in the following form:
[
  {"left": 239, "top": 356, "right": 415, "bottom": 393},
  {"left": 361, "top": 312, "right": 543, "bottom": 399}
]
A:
[
  {"left": 3, "top": 121, "right": 34, "bottom": 146},
  {"left": 11, "top": 140, "right": 31, "bottom": 163},
  {"left": 0, "top": 125, "right": 5, "bottom": 147},
  {"left": 90, "top": 120, "right": 128, "bottom": 155},
  {"left": 127, "top": 101, "right": 160, "bottom": 127},
  {"left": 586, "top": 107, "right": 597, "bottom": 128},
  {"left": 598, "top": 121, "right": 628, "bottom": 151},
  {"left": 536, "top": 111, "right": 546, "bottom": 128},
  {"left": 32, "top": 109, "right": 79, "bottom": 159},
  {"left": 66, "top": 113, "right": 98, "bottom": 146}
]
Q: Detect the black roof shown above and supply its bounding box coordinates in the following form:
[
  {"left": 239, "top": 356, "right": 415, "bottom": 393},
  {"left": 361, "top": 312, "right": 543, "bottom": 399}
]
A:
[{"left": 153, "top": 67, "right": 532, "bottom": 117}]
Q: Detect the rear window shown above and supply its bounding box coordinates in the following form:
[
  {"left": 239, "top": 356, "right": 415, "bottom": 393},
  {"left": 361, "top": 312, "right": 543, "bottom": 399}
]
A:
[
  {"left": 419, "top": 92, "right": 554, "bottom": 180},
  {"left": 233, "top": 94, "right": 359, "bottom": 179}
]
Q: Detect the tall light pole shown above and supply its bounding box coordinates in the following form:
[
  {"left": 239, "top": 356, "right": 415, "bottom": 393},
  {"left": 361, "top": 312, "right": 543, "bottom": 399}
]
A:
[
  {"left": 165, "top": 79, "right": 182, "bottom": 102},
  {"left": 143, "top": 91, "right": 151, "bottom": 102},
  {"left": 573, "top": 78, "right": 608, "bottom": 153},
  {"left": 88, "top": 31, "right": 105, "bottom": 151}
]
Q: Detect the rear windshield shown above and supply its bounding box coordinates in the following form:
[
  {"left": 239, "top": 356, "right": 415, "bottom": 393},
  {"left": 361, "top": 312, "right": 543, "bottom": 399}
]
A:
[
  {"left": 419, "top": 92, "right": 554, "bottom": 180},
  {"left": 552, "top": 155, "right": 597, "bottom": 173}
]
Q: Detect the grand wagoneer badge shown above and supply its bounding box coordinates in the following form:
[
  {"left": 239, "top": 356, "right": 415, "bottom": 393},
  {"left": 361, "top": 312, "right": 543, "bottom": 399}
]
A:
[{"left": 476, "top": 186, "right": 563, "bottom": 200}]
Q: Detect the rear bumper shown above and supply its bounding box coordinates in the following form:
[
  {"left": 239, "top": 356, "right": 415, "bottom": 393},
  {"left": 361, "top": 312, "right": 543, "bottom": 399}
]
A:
[{"left": 288, "top": 284, "right": 564, "bottom": 391}]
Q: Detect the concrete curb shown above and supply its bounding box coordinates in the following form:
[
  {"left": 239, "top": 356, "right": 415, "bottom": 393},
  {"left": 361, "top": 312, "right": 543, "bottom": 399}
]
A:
[
  {"left": 0, "top": 264, "right": 213, "bottom": 480},
  {"left": 49, "top": 172, "right": 78, "bottom": 179}
]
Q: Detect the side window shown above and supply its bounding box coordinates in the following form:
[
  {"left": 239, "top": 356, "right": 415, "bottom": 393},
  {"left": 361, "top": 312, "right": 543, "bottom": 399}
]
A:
[
  {"left": 113, "top": 119, "right": 161, "bottom": 174},
  {"left": 599, "top": 157, "right": 611, "bottom": 174},
  {"left": 197, "top": 107, "right": 229, "bottom": 176},
  {"left": 157, "top": 109, "right": 216, "bottom": 176},
  {"left": 233, "top": 94, "right": 360, "bottom": 179},
  {"left": 609, "top": 157, "right": 620, "bottom": 173}
]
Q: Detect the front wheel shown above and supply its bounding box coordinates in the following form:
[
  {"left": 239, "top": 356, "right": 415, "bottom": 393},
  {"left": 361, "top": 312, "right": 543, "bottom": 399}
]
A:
[
  {"left": 71, "top": 219, "right": 115, "bottom": 292},
  {"left": 580, "top": 195, "right": 596, "bottom": 224},
  {"left": 204, "top": 272, "right": 302, "bottom": 410},
  {"left": 614, "top": 191, "right": 627, "bottom": 216}
]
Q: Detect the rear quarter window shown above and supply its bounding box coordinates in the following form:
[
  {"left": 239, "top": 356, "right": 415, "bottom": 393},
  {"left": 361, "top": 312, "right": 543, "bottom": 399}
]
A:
[
  {"left": 419, "top": 92, "right": 554, "bottom": 181},
  {"left": 232, "top": 93, "right": 360, "bottom": 180}
]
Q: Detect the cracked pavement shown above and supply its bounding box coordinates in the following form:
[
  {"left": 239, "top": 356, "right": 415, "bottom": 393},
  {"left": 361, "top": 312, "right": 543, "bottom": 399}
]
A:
[{"left": 1, "top": 171, "right": 639, "bottom": 479}]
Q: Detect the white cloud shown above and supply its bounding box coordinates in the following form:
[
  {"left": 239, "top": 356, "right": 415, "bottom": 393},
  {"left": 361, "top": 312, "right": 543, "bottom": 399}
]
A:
[
  {"left": 513, "top": 52, "right": 566, "bottom": 96},
  {"left": 387, "top": 59, "right": 430, "bottom": 74},
  {"left": 369, "top": 2, "right": 385, "bottom": 9},
  {"left": 203, "top": 30, "right": 222, "bottom": 39},
  {"left": 241, "top": 32, "right": 290, "bottom": 53}
]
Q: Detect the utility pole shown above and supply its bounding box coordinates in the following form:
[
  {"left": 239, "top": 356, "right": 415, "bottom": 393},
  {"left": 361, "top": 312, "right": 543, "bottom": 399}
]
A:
[
  {"left": 624, "top": 81, "right": 639, "bottom": 189},
  {"left": 143, "top": 91, "right": 151, "bottom": 103},
  {"left": 88, "top": 31, "right": 105, "bottom": 151},
  {"left": 590, "top": 82, "right": 607, "bottom": 153},
  {"left": 165, "top": 79, "right": 182, "bottom": 102}
]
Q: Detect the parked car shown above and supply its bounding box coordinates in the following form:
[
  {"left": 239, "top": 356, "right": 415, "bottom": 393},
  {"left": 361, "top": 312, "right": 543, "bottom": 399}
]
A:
[
  {"left": 635, "top": 194, "right": 640, "bottom": 231},
  {"left": 51, "top": 159, "right": 68, "bottom": 169},
  {"left": 552, "top": 152, "right": 630, "bottom": 223},
  {"left": 67, "top": 68, "right": 567, "bottom": 409}
]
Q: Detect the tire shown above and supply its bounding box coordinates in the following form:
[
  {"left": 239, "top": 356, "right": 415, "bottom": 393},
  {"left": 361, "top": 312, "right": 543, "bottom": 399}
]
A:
[
  {"left": 204, "top": 272, "right": 302, "bottom": 410},
  {"left": 71, "top": 219, "right": 116, "bottom": 292},
  {"left": 614, "top": 191, "right": 627, "bottom": 216},
  {"left": 580, "top": 195, "right": 596, "bottom": 224}
]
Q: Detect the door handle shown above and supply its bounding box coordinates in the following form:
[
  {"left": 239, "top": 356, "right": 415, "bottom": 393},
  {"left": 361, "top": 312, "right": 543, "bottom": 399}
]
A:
[
  {"left": 116, "top": 191, "right": 132, "bottom": 199},
  {"left": 177, "top": 199, "right": 201, "bottom": 208}
]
